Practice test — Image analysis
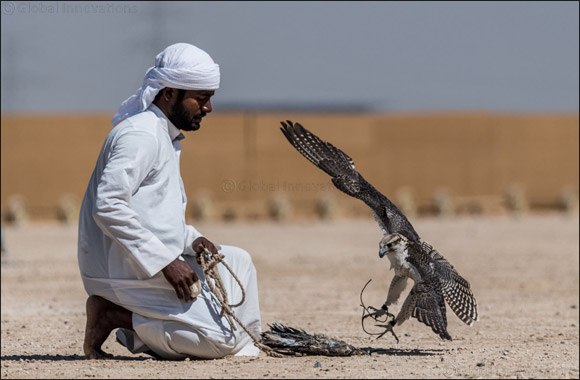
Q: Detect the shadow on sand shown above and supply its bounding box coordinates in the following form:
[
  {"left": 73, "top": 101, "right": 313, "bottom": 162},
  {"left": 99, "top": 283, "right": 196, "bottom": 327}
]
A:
[
  {"left": 364, "top": 347, "right": 445, "bottom": 357},
  {"left": 0, "top": 354, "right": 151, "bottom": 362}
]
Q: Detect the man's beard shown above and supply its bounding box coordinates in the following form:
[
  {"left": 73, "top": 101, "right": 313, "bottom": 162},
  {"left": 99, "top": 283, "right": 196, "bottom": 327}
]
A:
[{"left": 168, "top": 100, "right": 204, "bottom": 132}]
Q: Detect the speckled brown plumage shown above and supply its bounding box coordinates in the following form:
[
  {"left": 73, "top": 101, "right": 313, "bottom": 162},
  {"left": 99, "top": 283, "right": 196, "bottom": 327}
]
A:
[{"left": 280, "top": 120, "right": 478, "bottom": 341}]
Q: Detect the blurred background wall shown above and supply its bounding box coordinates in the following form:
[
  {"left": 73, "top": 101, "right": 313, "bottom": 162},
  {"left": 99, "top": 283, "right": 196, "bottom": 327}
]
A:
[{"left": 1, "top": 1, "right": 578, "bottom": 222}]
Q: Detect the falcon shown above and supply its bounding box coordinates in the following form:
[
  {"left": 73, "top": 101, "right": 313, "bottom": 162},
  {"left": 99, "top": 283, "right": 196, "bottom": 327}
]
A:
[{"left": 280, "top": 120, "right": 479, "bottom": 341}]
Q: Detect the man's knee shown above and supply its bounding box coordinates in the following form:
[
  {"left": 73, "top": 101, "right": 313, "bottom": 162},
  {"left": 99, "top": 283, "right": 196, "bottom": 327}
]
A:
[{"left": 221, "top": 245, "right": 254, "bottom": 265}]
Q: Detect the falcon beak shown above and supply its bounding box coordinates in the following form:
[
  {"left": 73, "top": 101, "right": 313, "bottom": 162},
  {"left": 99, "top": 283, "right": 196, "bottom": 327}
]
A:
[{"left": 379, "top": 248, "right": 387, "bottom": 258}]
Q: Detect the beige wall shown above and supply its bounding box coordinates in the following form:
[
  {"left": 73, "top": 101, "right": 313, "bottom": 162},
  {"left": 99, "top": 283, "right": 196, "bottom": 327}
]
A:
[{"left": 1, "top": 112, "right": 578, "bottom": 220}]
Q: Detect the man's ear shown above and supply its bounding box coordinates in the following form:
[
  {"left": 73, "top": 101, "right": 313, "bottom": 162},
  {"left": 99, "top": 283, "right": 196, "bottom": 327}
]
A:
[{"left": 162, "top": 88, "right": 176, "bottom": 102}]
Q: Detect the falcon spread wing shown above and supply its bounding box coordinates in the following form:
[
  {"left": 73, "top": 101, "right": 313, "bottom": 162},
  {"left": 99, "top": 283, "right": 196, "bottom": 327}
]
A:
[
  {"left": 280, "top": 120, "right": 419, "bottom": 242},
  {"left": 425, "top": 245, "right": 479, "bottom": 326}
]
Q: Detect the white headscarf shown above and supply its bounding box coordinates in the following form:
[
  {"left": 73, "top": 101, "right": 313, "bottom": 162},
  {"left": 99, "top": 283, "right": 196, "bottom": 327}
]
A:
[{"left": 112, "top": 43, "right": 220, "bottom": 126}]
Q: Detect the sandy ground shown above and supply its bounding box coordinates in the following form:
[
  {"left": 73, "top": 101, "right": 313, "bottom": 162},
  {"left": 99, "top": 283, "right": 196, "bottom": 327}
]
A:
[{"left": 1, "top": 215, "right": 579, "bottom": 379}]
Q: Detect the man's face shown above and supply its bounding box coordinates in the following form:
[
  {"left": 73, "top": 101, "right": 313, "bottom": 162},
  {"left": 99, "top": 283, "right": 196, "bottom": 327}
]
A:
[{"left": 168, "top": 89, "right": 215, "bottom": 132}]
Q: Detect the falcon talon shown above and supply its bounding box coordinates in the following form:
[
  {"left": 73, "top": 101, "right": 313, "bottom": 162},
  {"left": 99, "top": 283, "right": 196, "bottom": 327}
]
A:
[
  {"left": 374, "top": 321, "right": 399, "bottom": 343},
  {"left": 362, "top": 306, "right": 390, "bottom": 323}
]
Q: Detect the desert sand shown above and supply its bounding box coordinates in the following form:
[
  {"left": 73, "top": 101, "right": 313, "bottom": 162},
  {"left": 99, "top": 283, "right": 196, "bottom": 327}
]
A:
[{"left": 1, "top": 215, "right": 578, "bottom": 378}]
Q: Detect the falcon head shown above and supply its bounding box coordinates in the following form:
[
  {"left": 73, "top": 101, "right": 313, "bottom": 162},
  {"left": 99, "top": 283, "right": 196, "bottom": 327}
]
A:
[{"left": 379, "top": 233, "right": 409, "bottom": 258}]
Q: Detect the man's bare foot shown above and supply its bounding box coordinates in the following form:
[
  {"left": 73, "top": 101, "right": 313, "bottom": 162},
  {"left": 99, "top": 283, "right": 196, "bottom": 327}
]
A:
[{"left": 83, "top": 295, "right": 133, "bottom": 359}]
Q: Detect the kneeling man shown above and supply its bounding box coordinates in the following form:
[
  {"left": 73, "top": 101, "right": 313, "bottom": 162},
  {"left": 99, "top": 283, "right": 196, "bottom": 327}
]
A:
[{"left": 78, "top": 43, "right": 261, "bottom": 360}]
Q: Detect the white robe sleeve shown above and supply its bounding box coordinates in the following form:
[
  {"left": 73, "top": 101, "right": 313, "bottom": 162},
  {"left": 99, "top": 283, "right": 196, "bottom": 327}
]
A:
[
  {"left": 183, "top": 225, "right": 205, "bottom": 257},
  {"left": 92, "top": 130, "right": 180, "bottom": 277}
]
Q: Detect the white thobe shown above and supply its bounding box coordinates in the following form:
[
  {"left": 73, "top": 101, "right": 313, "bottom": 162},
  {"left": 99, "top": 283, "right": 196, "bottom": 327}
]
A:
[{"left": 77, "top": 105, "right": 261, "bottom": 359}]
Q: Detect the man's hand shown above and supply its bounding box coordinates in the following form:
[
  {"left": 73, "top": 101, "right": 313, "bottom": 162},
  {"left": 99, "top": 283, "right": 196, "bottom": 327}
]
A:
[
  {"left": 192, "top": 237, "right": 219, "bottom": 263},
  {"left": 161, "top": 258, "right": 199, "bottom": 302}
]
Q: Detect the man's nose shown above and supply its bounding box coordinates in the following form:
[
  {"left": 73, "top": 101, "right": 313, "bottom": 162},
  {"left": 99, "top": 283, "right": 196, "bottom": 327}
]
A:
[{"left": 202, "top": 99, "right": 212, "bottom": 113}]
